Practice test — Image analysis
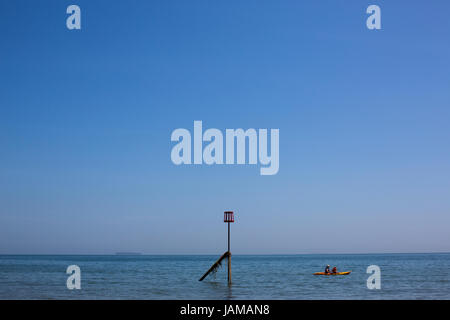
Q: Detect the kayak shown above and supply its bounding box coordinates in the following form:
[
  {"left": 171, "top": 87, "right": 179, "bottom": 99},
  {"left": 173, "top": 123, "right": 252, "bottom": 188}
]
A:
[{"left": 313, "top": 271, "right": 351, "bottom": 275}]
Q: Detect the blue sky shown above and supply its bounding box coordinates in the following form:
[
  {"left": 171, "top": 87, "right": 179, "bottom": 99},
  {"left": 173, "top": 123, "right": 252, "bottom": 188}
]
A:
[{"left": 1, "top": 0, "right": 449, "bottom": 254}]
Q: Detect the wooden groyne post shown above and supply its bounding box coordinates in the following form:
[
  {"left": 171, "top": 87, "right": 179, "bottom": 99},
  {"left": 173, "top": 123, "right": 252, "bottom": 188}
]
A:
[
  {"left": 224, "top": 211, "right": 234, "bottom": 285},
  {"left": 199, "top": 211, "right": 235, "bottom": 286}
]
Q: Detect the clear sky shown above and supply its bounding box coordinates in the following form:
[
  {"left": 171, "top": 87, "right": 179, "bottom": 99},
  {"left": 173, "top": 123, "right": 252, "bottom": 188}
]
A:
[{"left": 1, "top": 0, "right": 449, "bottom": 254}]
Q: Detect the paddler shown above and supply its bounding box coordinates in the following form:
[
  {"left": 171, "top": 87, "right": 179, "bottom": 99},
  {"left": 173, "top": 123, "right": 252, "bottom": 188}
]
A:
[
  {"left": 332, "top": 266, "right": 337, "bottom": 274},
  {"left": 324, "top": 265, "right": 330, "bottom": 274}
]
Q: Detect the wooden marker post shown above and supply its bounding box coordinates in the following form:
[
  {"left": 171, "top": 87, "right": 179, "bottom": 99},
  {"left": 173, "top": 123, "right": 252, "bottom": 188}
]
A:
[
  {"left": 224, "top": 211, "right": 234, "bottom": 285},
  {"left": 199, "top": 211, "right": 235, "bottom": 285}
]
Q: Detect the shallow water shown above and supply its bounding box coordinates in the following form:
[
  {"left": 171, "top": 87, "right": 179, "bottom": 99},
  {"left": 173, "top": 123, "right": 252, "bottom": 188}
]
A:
[{"left": 1, "top": 254, "right": 449, "bottom": 299}]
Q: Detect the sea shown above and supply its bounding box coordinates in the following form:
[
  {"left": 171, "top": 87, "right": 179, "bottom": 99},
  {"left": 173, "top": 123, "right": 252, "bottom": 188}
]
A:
[{"left": 1, "top": 253, "right": 449, "bottom": 299}]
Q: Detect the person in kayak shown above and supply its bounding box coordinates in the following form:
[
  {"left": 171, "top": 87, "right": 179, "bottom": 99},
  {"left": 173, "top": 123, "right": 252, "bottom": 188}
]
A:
[
  {"left": 332, "top": 266, "right": 337, "bottom": 274},
  {"left": 324, "top": 265, "right": 331, "bottom": 274}
]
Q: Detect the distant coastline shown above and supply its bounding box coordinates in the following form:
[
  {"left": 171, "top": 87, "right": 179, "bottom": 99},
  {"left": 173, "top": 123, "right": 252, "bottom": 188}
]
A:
[
  {"left": 0, "top": 251, "right": 450, "bottom": 256},
  {"left": 115, "top": 252, "right": 142, "bottom": 256}
]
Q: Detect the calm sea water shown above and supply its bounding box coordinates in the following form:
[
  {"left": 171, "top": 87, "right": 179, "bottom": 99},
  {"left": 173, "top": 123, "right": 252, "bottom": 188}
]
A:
[{"left": 1, "top": 254, "right": 449, "bottom": 299}]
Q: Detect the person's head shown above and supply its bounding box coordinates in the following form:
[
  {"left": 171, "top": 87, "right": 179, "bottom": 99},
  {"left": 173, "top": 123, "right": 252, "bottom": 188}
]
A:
[{"left": 327, "top": 265, "right": 330, "bottom": 267}]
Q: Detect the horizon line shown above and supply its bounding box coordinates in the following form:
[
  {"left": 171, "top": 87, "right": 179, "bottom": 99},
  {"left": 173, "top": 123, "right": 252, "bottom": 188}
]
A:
[{"left": 1, "top": 251, "right": 450, "bottom": 256}]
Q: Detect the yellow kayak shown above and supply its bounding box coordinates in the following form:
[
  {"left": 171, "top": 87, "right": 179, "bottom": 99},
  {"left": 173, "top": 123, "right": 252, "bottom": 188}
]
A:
[{"left": 313, "top": 271, "right": 351, "bottom": 275}]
